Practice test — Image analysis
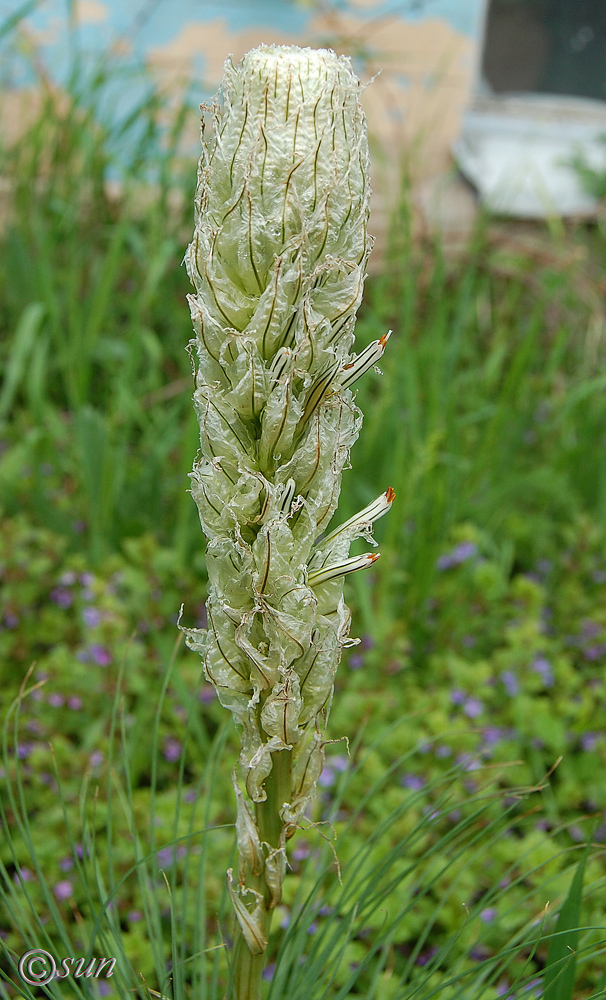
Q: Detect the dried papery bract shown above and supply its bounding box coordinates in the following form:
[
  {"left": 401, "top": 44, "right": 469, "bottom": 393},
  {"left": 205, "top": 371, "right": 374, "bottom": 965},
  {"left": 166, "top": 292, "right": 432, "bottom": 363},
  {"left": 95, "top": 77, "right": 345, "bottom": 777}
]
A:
[{"left": 181, "top": 43, "right": 393, "bottom": 997}]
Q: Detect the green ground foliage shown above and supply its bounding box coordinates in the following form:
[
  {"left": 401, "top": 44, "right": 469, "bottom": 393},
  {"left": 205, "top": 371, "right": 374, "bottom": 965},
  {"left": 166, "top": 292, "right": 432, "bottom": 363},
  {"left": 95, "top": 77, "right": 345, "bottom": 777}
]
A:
[{"left": 1, "top": 11, "right": 606, "bottom": 1000}]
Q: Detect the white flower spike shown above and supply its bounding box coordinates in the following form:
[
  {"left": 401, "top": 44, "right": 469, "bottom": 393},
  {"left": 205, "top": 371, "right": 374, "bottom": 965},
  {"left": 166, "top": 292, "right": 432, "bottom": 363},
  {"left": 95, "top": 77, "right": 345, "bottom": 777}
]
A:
[{"left": 181, "top": 43, "right": 393, "bottom": 997}]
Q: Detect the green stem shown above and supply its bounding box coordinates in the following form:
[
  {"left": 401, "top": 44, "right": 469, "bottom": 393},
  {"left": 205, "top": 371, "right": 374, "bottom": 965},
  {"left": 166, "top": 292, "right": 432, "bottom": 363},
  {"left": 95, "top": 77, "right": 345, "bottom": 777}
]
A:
[{"left": 232, "top": 750, "right": 291, "bottom": 1000}]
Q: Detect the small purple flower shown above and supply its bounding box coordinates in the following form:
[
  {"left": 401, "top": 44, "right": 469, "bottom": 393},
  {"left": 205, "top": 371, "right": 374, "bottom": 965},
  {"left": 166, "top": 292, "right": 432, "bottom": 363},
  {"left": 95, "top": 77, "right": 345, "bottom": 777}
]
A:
[
  {"left": 59, "top": 857, "right": 74, "bottom": 872},
  {"left": 280, "top": 911, "right": 290, "bottom": 929},
  {"left": 584, "top": 643, "right": 606, "bottom": 661},
  {"left": 581, "top": 732, "right": 599, "bottom": 752},
  {"left": 451, "top": 688, "right": 466, "bottom": 706},
  {"left": 307, "top": 921, "right": 318, "bottom": 934},
  {"left": 98, "top": 981, "right": 113, "bottom": 997},
  {"left": 480, "top": 907, "right": 497, "bottom": 923},
  {"left": 26, "top": 719, "right": 43, "bottom": 734},
  {"left": 89, "top": 751, "right": 104, "bottom": 767},
  {"left": 48, "top": 693, "right": 64, "bottom": 708},
  {"left": 331, "top": 755, "right": 349, "bottom": 773},
  {"left": 416, "top": 946, "right": 439, "bottom": 967},
  {"left": 198, "top": 685, "right": 216, "bottom": 703},
  {"left": 436, "top": 542, "right": 477, "bottom": 571},
  {"left": 128, "top": 910, "right": 143, "bottom": 923},
  {"left": 500, "top": 670, "right": 519, "bottom": 696},
  {"left": 449, "top": 810, "right": 462, "bottom": 823},
  {"left": 482, "top": 726, "right": 502, "bottom": 747},
  {"left": 435, "top": 744, "right": 453, "bottom": 758},
  {"left": 50, "top": 587, "right": 74, "bottom": 609},
  {"left": 463, "top": 697, "right": 484, "bottom": 719},
  {"left": 67, "top": 696, "right": 83, "bottom": 710},
  {"left": 16, "top": 743, "right": 34, "bottom": 759},
  {"left": 163, "top": 738, "right": 182, "bottom": 762},
  {"left": 348, "top": 653, "right": 364, "bottom": 670},
  {"left": 82, "top": 607, "right": 103, "bottom": 627},
  {"left": 4, "top": 612, "right": 19, "bottom": 628},
  {"left": 184, "top": 790, "right": 197, "bottom": 803},
  {"left": 59, "top": 571, "right": 77, "bottom": 586},
  {"left": 13, "top": 866, "right": 34, "bottom": 883},
  {"left": 401, "top": 774, "right": 425, "bottom": 791},
  {"left": 569, "top": 825, "right": 584, "bottom": 842},
  {"left": 262, "top": 963, "right": 276, "bottom": 981},
  {"left": 592, "top": 569, "right": 606, "bottom": 584},
  {"left": 157, "top": 847, "right": 175, "bottom": 866},
  {"left": 80, "top": 572, "right": 95, "bottom": 587},
  {"left": 293, "top": 841, "right": 311, "bottom": 861},
  {"left": 89, "top": 644, "right": 112, "bottom": 667},
  {"left": 532, "top": 656, "right": 554, "bottom": 687},
  {"left": 53, "top": 880, "right": 73, "bottom": 901},
  {"left": 318, "top": 765, "right": 335, "bottom": 788},
  {"left": 462, "top": 635, "right": 476, "bottom": 648}
]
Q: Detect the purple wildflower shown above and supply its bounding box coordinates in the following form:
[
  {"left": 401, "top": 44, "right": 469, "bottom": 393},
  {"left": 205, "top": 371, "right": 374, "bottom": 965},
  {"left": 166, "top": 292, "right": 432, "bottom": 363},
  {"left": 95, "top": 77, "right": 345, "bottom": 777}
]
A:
[
  {"left": 198, "top": 685, "right": 216, "bottom": 703},
  {"left": 436, "top": 542, "right": 478, "bottom": 571},
  {"left": 293, "top": 841, "right": 311, "bottom": 861},
  {"left": 416, "top": 946, "right": 439, "bottom": 967},
  {"left": 59, "top": 571, "right": 77, "bottom": 586},
  {"left": 581, "top": 732, "right": 599, "bottom": 752},
  {"left": 463, "top": 697, "right": 484, "bottom": 718},
  {"left": 48, "top": 693, "right": 64, "bottom": 708},
  {"left": 16, "top": 743, "right": 34, "bottom": 759},
  {"left": 592, "top": 570, "right": 606, "bottom": 584},
  {"left": 13, "top": 867, "right": 34, "bottom": 883},
  {"left": 435, "top": 744, "right": 453, "bottom": 758},
  {"left": 348, "top": 653, "right": 365, "bottom": 670},
  {"left": 480, "top": 907, "right": 497, "bottom": 923},
  {"left": 89, "top": 751, "right": 104, "bottom": 767},
  {"left": 482, "top": 726, "right": 503, "bottom": 746},
  {"left": 262, "top": 963, "right": 276, "bottom": 981},
  {"left": 163, "top": 738, "right": 182, "bottom": 762},
  {"left": 4, "top": 612, "right": 19, "bottom": 628},
  {"left": 50, "top": 587, "right": 74, "bottom": 609},
  {"left": 89, "top": 644, "right": 112, "bottom": 666},
  {"left": 500, "top": 670, "right": 519, "bottom": 696},
  {"left": 318, "top": 765, "right": 335, "bottom": 788},
  {"left": 462, "top": 635, "right": 476, "bottom": 648},
  {"left": 53, "top": 880, "right": 73, "bottom": 901},
  {"left": 98, "top": 981, "right": 113, "bottom": 997},
  {"left": 128, "top": 910, "right": 143, "bottom": 923},
  {"left": 451, "top": 688, "right": 466, "bottom": 705},
  {"left": 67, "top": 696, "right": 83, "bottom": 710},
  {"left": 82, "top": 607, "right": 103, "bottom": 627},
  {"left": 532, "top": 656, "right": 554, "bottom": 687},
  {"left": 584, "top": 643, "right": 606, "bottom": 661},
  {"left": 59, "top": 857, "right": 74, "bottom": 872},
  {"left": 401, "top": 774, "right": 425, "bottom": 791},
  {"left": 183, "top": 790, "right": 197, "bottom": 804},
  {"left": 307, "top": 921, "right": 318, "bottom": 934}
]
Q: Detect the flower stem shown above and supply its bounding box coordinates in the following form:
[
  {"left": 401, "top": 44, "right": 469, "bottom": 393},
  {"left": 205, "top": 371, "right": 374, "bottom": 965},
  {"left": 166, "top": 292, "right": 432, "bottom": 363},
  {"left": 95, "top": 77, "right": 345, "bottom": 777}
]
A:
[{"left": 232, "top": 751, "right": 291, "bottom": 999}]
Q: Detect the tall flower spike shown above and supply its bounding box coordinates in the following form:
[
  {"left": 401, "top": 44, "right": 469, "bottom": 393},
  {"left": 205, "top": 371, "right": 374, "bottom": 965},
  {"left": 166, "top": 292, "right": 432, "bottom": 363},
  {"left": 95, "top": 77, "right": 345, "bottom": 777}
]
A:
[{"left": 181, "top": 44, "right": 394, "bottom": 997}]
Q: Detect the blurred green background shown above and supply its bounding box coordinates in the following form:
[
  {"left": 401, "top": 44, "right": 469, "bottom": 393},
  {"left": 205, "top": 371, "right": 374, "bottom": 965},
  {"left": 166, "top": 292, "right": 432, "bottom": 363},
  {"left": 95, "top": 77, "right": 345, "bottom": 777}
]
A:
[{"left": 2, "top": 4, "right": 606, "bottom": 999}]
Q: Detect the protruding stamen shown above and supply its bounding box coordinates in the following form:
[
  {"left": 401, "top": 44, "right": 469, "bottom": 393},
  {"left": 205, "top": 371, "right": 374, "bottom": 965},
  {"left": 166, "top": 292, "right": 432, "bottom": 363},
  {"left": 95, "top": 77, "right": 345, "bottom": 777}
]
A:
[
  {"left": 320, "top": 488, "right": 396, "bottom": 548},
  {"left": 308, "top": 552, "right": 380, "bottom": 587},
  {"left": 337, "top": 329, "right": 392, "bottom": 390}
]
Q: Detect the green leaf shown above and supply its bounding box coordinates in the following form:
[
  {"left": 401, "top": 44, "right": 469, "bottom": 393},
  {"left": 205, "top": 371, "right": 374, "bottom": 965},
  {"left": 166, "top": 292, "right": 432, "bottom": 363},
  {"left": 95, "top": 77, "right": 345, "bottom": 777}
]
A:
[{"left": 543, "top": 832, "right": 593, "bottom": 1000}]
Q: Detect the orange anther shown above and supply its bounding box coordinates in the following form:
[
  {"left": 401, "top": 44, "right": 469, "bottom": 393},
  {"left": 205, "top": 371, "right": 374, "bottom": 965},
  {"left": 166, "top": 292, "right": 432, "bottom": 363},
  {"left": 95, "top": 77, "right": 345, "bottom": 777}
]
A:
[
  {"left": 385, "top": 487, "right": 396, "bottom": 503},
  {"left": 369, "top": 553, "right": 380, "bottom": 564},
  {"left": 378, "top": 333, "right": 389, "bottom": 348}
]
